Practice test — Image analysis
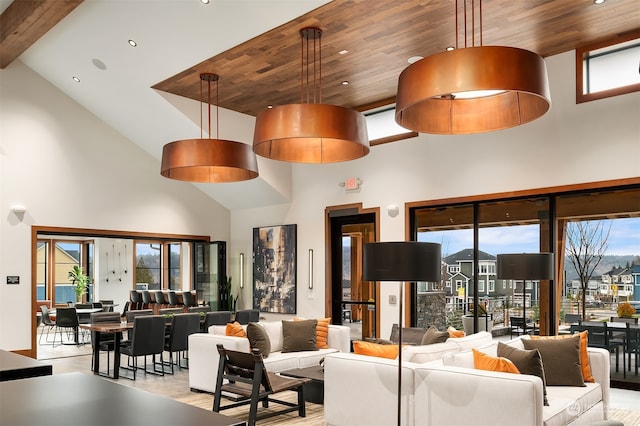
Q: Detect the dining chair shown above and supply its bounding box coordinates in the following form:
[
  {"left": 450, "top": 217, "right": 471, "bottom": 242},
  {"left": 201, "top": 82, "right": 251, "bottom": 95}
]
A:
[
  {"left": 235, "top": 309, "right": 260, "bottom": 325},
  {"left": 164, "top": 313, "right": 201, "bottom": 373},
  {"left": 625, "top": 323, "right": 639, "bottom": 376},
  {"left": 187, "top": 306, "right": 211, "bottom": 314},
  {"left": 120, "top": 315, "right": 166, "bottom": 380},
  {"left": 39, "top": 305, "right": 57, "bottom": 345},
  {"left": 90, "top": 312, "right": 121, "bottom": 375},
  {"left": 204, "top": 311, "right": 232, "bottom": 330},
  {"left": 125, "top": 309, "right": 154, "bottom": 323},
  {"left": 99, "top": 299, "right": 114, "bottom": 312},
  {"left": 120, "top": 301, "right": 130, "bottom": 320},
  {"left": 213, "top": 344, "right": 310, "bottom": 426},
  {"left": 54, "top": 307, "right": 82, "bottom": 346}
]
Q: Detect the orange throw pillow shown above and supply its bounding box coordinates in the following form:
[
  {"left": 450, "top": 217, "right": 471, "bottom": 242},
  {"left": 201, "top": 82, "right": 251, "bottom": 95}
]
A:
[
  {"left": 447, "top": 326, "right": 465, "bottom": 338},
  {"left": 530, "top": 331, "right": 594, "bottom": 382},
  {"left": 473, "top": 349, "right": 520, "bottom": 374},
  {"left": 294, "top": 317, "right": 331, "bottom": 349},
  {"left": 225, "top": 321, "right": 246, "bottom": 338},
  {"left": 353, "top": 341, "right": 399, "bottom": 359}
]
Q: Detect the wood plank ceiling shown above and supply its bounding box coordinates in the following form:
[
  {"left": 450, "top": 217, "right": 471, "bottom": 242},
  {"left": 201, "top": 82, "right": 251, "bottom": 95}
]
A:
[
  {"left": 2, "top": 0, "right": 639, "bottom": 117},
  {"left": 152, "top": 0, "right": 640, "bottom": 116}
]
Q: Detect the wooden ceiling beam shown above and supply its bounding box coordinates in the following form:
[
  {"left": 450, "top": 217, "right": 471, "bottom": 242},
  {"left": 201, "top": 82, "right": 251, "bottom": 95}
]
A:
[{"left": 0, "top": 0, "right": 84, "bottom": 69}]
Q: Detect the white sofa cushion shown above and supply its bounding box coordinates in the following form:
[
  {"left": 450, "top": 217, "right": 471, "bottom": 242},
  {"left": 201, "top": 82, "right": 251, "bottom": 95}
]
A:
[
  {"left": 441, "top": 342, "right": 497, "bottom": 368},
  {"left": 543, "top": 383, "right": 603, "bottom": 426},
  {"left": 402, "top": 340, "right": 460, "bottom": 363},
  {"left": 447, "top": 330, "right": 493, "bottom": 350},
  {"left": 260, "top": 320, "right": 284, "bottom": 352}
]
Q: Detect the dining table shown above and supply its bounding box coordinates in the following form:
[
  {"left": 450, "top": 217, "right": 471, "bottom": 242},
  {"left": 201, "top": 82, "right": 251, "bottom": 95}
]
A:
[{"left": 79, "top": 321, "right": 132, "bottom": 379}]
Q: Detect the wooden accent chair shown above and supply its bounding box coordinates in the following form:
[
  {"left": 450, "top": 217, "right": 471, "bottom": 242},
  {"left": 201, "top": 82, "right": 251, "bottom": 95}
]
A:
[{"left": 212, "top": 344, "right": 310, "bottom": 426}]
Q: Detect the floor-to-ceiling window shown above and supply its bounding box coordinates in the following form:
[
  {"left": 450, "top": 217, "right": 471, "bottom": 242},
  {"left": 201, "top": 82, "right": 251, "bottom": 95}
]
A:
[{"left": 410, "top": 181, "right": 639, "bottom": 388}]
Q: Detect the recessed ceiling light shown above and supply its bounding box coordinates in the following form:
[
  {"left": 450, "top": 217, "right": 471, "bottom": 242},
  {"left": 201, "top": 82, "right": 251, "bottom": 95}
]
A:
[
  {"left": 72, "top": 76, "right": 80, "bottom": 82},
  {"left": 201, "top": 0, "right": 210, "bottom": 4},
  {"left": 267, "top": 105, "right": 273, "bottom": 109},
  {"left": 446, "top": 46, "right": 455, "bottom": 51},
  {"left": 128, "top": 39, "right": 137, "bottom": 47},
  {"left": 339, "top": 49, "right": 349, "bottom": 55},
  {"left": 593, "top": 0, "right": 605, "bottom": 4},
  {"left": 407, "top": 56, "right": 423, "bottom": 64},
  {"left": 341, "top": 81, "right": 349, "bottom": 86}
]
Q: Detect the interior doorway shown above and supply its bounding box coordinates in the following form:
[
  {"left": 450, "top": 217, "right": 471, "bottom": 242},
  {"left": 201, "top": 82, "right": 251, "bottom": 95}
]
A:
[{"left": 326, "top": 205, "right": 379, "bottom": 342}]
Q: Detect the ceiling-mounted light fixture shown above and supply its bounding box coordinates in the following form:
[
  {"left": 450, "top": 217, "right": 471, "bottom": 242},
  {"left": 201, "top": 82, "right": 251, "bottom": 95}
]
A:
[
  {"left": 252, "top": 27, "right": 370, "bottom": 163},
  {"left": 395, "top": 0, "right": 551, "bottom": 135},
  {"left": 161, "top": 73, "right": 258, "bottom": 183}
]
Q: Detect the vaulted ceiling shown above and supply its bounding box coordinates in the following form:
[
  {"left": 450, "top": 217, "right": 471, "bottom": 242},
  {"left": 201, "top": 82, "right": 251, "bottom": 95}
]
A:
[{"left": 2, "top": 0, "right": 638, "bottom": 209}]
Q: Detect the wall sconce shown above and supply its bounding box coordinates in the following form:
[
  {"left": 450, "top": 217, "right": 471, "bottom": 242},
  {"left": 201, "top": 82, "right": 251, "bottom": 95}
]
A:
[
  {"left": 308, "top": 249, "right": 314, "bottom": 289},
  {"left": 239, "top": 253, "right": 245, "bottom": 289},
  {"left": 11, "top": 205, "right": 26, "bottom": 214}
]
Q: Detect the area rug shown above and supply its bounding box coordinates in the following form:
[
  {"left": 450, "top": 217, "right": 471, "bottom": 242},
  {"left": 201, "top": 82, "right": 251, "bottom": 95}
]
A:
[{"left": 609, "top": 408, "right": 640, "bottom": 426}]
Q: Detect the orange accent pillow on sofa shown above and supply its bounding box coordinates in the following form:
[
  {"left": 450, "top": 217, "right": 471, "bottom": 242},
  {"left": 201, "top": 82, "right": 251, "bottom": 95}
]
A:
[
  {"left": 353, "top": 341, "right": 399, "bottom": 359},
  {"left": 473, "top": 349, "right": 520, "bottom": 374},
  {"left": 225, "top": 321, "right": 246, "bottom": 338}
]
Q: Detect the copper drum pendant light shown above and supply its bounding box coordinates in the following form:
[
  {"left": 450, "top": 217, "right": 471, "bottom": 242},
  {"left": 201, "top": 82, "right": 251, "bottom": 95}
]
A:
[
  {"left": 161, "top": 73, "right": 258, "bottom": 183},
  {"left": 395, "top": 0, "right": 551, "bottom": 135},
  {"left": 253, "top": 27, "right": 370, "bottom": 163}
]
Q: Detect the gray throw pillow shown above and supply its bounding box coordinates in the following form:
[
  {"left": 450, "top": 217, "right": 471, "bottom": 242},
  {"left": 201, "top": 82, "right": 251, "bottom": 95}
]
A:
[
  {"left": 421, "top": 326, "right": 450, "bottom": 345},
  {"left": 522, "top": 335, "right": 585, "bottom": 387},
  {"left": 282, "top": 319, "right": 318, "bottom": 353},
  {"left": 498, "top": 342, "right": 548, "bottom": 406},
  {"left": 247, "top": 322, "right": 271, "bottom": 358}
]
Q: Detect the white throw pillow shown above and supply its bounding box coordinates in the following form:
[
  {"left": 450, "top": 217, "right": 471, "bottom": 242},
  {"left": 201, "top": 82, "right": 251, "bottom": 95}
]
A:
[{"left": 260, "top": 321, "right": 284, "bottom": 352}]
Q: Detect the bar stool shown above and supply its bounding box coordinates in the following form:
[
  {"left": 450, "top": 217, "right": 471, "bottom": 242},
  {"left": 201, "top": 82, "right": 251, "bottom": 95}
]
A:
[
  {"left": 154, "top": 291, "right": 168, "bottom": 310},
  {"left": 130, "top": 290, "right": 142, "bottom": 310},
  {"left": 167, "top": 291, "right": 180, "bottom": 308},
  {"left": 141, "top": 290, "right": 155, "bottom": 311}
]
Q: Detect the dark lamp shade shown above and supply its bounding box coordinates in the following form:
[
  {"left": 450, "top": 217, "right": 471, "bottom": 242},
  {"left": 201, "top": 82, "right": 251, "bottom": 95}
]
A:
[
  {"left": 363, "top": 242, "right": 441, "bottom": 282},
  {"left": 496, "top": 253, "right": 554, "bottom": 280}
]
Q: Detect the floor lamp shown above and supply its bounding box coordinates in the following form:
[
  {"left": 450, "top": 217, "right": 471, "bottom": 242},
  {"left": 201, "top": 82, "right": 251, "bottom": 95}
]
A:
[
  {"left": 496, "top": 253, "right": 554, "bottom": 335},
  {"left": 363, "top": 241, "right": 441, "bottom": 426}
]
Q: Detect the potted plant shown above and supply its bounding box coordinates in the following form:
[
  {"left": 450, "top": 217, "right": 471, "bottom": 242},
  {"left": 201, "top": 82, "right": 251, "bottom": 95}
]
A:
[
  {"left": 219, "top": 277, "right": 239, "bottom": 312},
  {"left": 68, "top": 265, "right": 90, "bottom": 303},
  {"left": 462, "top": 302, "right": 493, "bottom": 335}
]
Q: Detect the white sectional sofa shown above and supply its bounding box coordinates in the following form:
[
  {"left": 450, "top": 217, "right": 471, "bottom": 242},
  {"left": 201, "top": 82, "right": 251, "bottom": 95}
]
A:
[
  {"left": 188, "top": 320, "right": 350, "bottom": 393},
  {"left": 324, "top": 333, "right": 610, "bottom": 426}
]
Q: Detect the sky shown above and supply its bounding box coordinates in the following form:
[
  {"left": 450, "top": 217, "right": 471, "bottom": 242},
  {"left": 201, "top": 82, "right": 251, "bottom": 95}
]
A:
[{"left": 418, "top": 218, "right": 640, "bottom": 258}]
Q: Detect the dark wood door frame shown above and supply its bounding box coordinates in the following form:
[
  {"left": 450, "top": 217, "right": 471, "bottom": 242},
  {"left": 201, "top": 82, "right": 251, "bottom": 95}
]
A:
[{"left": 324, "top": 203, "right": 380, "bottom": 334}]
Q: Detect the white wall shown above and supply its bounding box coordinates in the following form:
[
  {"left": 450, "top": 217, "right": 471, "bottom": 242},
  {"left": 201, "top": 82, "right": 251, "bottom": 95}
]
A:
[
  {"left": 93, "top": 238, "right": 133, "bottom": 311},
  {"left": 0, "top": 62, "right": 231, "bottom": 351},
  {"left": 2, "top": 50, "right": 638, "bottom": 351},
  {"left": 230, "top": 51, "right": 640, "bottom": 339}
]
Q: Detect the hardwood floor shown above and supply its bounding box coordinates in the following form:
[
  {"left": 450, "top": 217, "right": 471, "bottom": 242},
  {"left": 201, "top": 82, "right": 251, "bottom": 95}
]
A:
[{"left": 44, "top": 352, "right": 324, "bottom": 426}]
